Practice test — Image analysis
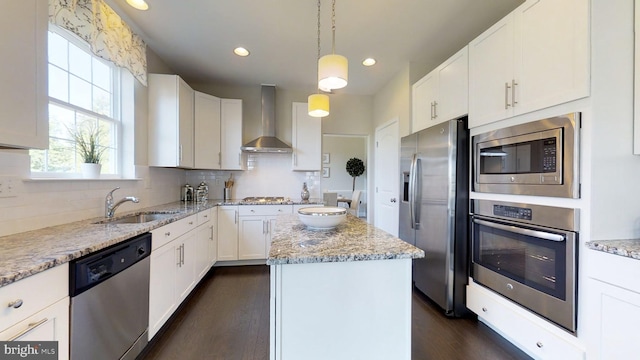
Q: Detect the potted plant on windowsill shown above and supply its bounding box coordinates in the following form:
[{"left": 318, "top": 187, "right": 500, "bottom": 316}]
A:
[{"left": 69, "top": 123, "right": 105, "bottom": 179}]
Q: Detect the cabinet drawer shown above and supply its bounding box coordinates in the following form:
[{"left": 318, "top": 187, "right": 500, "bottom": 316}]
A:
[
  {"left": 239, "top": 205, "right": 292, "bottom": 216},
  {"left": 467, "top": 283, "right": 585, "bottom": 360},
  {"left": 197, "top": 209, "right": 211, "bottom": 225},
  {"left": 0, "top": 264, "right": 68, "bottom": 332},
  {"left": 151, "top": 215, "right": 197, "bottom": 250}
]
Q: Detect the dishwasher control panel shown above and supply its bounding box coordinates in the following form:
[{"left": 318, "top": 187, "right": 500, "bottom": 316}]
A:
[{"left": 70, "top": 232, "right": 151, "bottom": 296}]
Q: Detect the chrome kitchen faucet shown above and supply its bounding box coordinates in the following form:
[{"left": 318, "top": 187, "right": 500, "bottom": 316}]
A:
[{"left": 105, "top": 187, "right": 139, "bottom": 218}]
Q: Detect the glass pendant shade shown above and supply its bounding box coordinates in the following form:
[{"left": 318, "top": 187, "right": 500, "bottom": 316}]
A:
[
  {"left": 318, "top": 54, "right": 348, "bottom": 91},
  {"left": 308, "top": 93, "right": 330, "bottom": 117}
]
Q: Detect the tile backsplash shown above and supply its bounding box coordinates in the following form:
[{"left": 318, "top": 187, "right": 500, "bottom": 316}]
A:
[{"left": 186, "top": 153, "right": 320, "bottom": 201}]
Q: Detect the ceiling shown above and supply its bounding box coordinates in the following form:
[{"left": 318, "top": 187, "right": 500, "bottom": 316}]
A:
[{"left": 106, "top": 0, "right": 523, "bottom": 95}]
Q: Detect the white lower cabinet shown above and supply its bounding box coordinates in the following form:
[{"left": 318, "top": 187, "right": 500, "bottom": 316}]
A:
[
  {"left": 586, "top": 250, "right": 640, "bottom": 359},
  {"left": 148, "top": 213, "right": 202, "bottom": 340},
  {"left": 0, "top": 297, "right": 69, "bottom": 359},
  {"left": 195, "top": 208, "right": 216, "bottom": 280},
  {"left": 218, "top": 206, "right": 239, "bottom": 261},
  {"left": 239, "top": 205, "right": 292, "bottom": 260},
  {"left": 0, "top": 264, "right": 69, "bottom": 360},
  {"left": 466, "top": 282, "right": 585, "bottom": 360},
  {"left": 208, "top": 208, "right": 218, "bottom": 266}
]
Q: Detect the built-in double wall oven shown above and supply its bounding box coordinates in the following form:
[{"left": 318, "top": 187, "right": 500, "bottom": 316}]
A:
[
  {"left": 471, "top": 113, "right": 581, "bottom": 333},
  {"left": 471, "top": 200, "right": 579, "bottom": 333}
]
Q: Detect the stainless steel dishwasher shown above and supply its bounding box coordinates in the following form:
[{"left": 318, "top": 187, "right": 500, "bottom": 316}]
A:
[{"left": 70, "top": 232, "right": 151, "bottom": 360}]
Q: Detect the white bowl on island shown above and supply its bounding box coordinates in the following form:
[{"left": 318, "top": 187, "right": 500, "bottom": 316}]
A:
[{"left": 297, "top": 206, "right": 347, "bottom": 229}]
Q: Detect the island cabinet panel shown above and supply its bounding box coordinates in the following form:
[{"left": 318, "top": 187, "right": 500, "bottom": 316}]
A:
[
  {"left": 217, "top": 206, "right": 239, "bottom": 261},
  {"left": 468, "top": 0, "right": 589, "bottom": 128},
  {"left": 0, "top": 0, "right": 48, "bottom": 149},
  {"left": 270, "top": 259, "right": 413, "bottom": 360}
]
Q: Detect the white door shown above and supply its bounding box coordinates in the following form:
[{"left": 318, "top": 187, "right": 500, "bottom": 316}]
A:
[{"left": 374, "top": 119, "right": 399, "bottom": 236}]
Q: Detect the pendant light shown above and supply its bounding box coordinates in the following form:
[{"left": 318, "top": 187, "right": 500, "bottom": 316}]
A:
[
  {"left": 318, "top": 0, "right": 348, "bottom": 91},
  {"left": 309, "top": 0, "right": 330, "bottom": 117}
]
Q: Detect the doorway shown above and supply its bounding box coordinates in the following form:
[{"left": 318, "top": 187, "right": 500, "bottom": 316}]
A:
[{"left": 321, "top": 134, "right": 368, "bottom": 218}]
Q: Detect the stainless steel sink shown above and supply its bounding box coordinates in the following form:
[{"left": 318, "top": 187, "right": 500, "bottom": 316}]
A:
[{"left": 95, "top": 212, "right": 175, "bottom": 224}]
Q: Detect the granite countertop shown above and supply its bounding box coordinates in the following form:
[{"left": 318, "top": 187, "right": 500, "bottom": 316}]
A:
[
  {"left": 0, "top": 199, "right": 327, "bottom": 288},
  {"left": 0, "top": 201, "right": 219, "bottom": 288},
  {"left": 586, "top": 239, "right": 640, "bottom": 260},
  {"left": 267, "top": 214, "right": 425, "bottom": 265}
]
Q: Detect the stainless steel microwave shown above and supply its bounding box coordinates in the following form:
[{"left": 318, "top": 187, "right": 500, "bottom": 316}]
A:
[{"left": 472, "top": 113, "right": 580, "bottom": 198}]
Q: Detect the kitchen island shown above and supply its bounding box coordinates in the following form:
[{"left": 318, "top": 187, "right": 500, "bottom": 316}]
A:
[{"left": 267, "top": 214, "right": 424, "bottom": 360}]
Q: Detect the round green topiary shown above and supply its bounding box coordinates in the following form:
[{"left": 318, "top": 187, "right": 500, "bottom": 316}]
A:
[{"left": 346, "top": 158, "right": 365, "bottom": 191}]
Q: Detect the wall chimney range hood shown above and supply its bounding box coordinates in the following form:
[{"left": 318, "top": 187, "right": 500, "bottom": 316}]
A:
[{"left": 241, "top": 85, "right": 292, "bottom": 153}]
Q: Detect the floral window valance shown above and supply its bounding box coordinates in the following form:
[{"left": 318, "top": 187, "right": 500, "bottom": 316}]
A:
[{"left": 49, "top": 0, "right": 148, "bottom": 86}]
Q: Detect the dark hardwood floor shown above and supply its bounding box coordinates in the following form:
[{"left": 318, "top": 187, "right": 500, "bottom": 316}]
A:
[{"left": 140, "top": 266, "right": 530, "bottom": 360}]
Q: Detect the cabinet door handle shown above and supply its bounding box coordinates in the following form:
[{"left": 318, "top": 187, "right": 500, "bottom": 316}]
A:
[
  {"left": 505, "top": 82, "right": 511, "bottom": 109},
  {"left": 430, "top": 102, "right": 434, "bottom": 120},
  {"left": 8, "top": 318, "right": 48, "bottom": 341},
  {"left": 177, "top": 246, "right": 182, "bottom": 267},
  {"left": 511, "top": 79, "right": 518, "bottom": 106},
  {"left": 7, "top": 299, "right": 23, "bottom": 309},
  {"left": 433, "top": 101, "right": 438, "bottom": 119},
  {"left": 210, "top": 225, "right": 214, "bottom": 240},
  {"left": 536, "top": 342, "right": 543, "bottom": 348},
  {"left": 165, "top": 231, "right": 171, "bottom": 237},
  {"left": 182, "top": 244, "right": 185, "bottom": 265}
]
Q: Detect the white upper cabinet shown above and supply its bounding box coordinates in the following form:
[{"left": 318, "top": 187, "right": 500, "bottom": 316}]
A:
[
  {"left": 194, "top": 91, "right": 222, "bottom": 169},
  {"left": 412, "top": 46, "right": 468, "bottom": 133},
  {"left": 148, "top": 74, "right": 195, "bottom": 168},
  {"left": 0, "top": 0, "right": 48, "bottom": 149},
  {"left": 469, "top": 0, "right": 589, "bottom": 128},
  {"left": 292, "top": 102, "right": 321, "bottom": 171},
  {"left": 220, "top": 99, "right": 243, "bottom": 170}
]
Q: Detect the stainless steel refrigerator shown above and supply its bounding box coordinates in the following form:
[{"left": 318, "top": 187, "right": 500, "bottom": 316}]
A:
[{"left": 399, "top": 117, "right": 470, "bottom": 317}]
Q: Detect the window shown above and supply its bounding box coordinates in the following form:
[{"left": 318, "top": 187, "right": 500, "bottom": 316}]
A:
[{"left": 30, "top": 26, "right": 121, "bottom": 176}]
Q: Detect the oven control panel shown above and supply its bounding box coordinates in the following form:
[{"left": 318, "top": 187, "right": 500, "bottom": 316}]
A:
[{"left": 493, "top": 205, "right": 532, "bottom": 221}]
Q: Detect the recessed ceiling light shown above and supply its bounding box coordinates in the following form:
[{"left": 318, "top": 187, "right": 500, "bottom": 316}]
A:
[
  {"left": 362, "top": 58, "right": 376, "bottom": 66},
  {"left": 234, "top": 47, "right": 250, "bottom": 57},
  {"left": 126, "top": 0, "right": 149, "bottom": 10}
]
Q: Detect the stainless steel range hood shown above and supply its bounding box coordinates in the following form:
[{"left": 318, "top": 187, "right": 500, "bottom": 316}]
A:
[{"left": 241, "top": 85, "right": 292, "bottom": 153}]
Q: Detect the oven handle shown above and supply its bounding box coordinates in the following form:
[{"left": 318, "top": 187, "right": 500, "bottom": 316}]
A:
[{"left": 473, "top": 218, "right": 566, "bottom": 242}]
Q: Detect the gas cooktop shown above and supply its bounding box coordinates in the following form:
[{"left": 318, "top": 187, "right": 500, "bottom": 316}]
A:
[{"left": 240, "top": 196, "right": 292, "bottom": 204}]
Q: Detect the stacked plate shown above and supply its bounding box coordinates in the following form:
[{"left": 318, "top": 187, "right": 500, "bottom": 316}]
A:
[{"left": 297, "top": 207, "right": 347, "bottom": 230}]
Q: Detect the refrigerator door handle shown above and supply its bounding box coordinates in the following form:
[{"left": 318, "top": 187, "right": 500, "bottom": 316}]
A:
[
  {"left": 409, "top": 153, "right": 421, "bottom": 229},
  {"left": 409, "top": 153, "right": 417, "bottom": 229},
  {"left": 414, "top": 157, "right": 422, "bottom": 229}
]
